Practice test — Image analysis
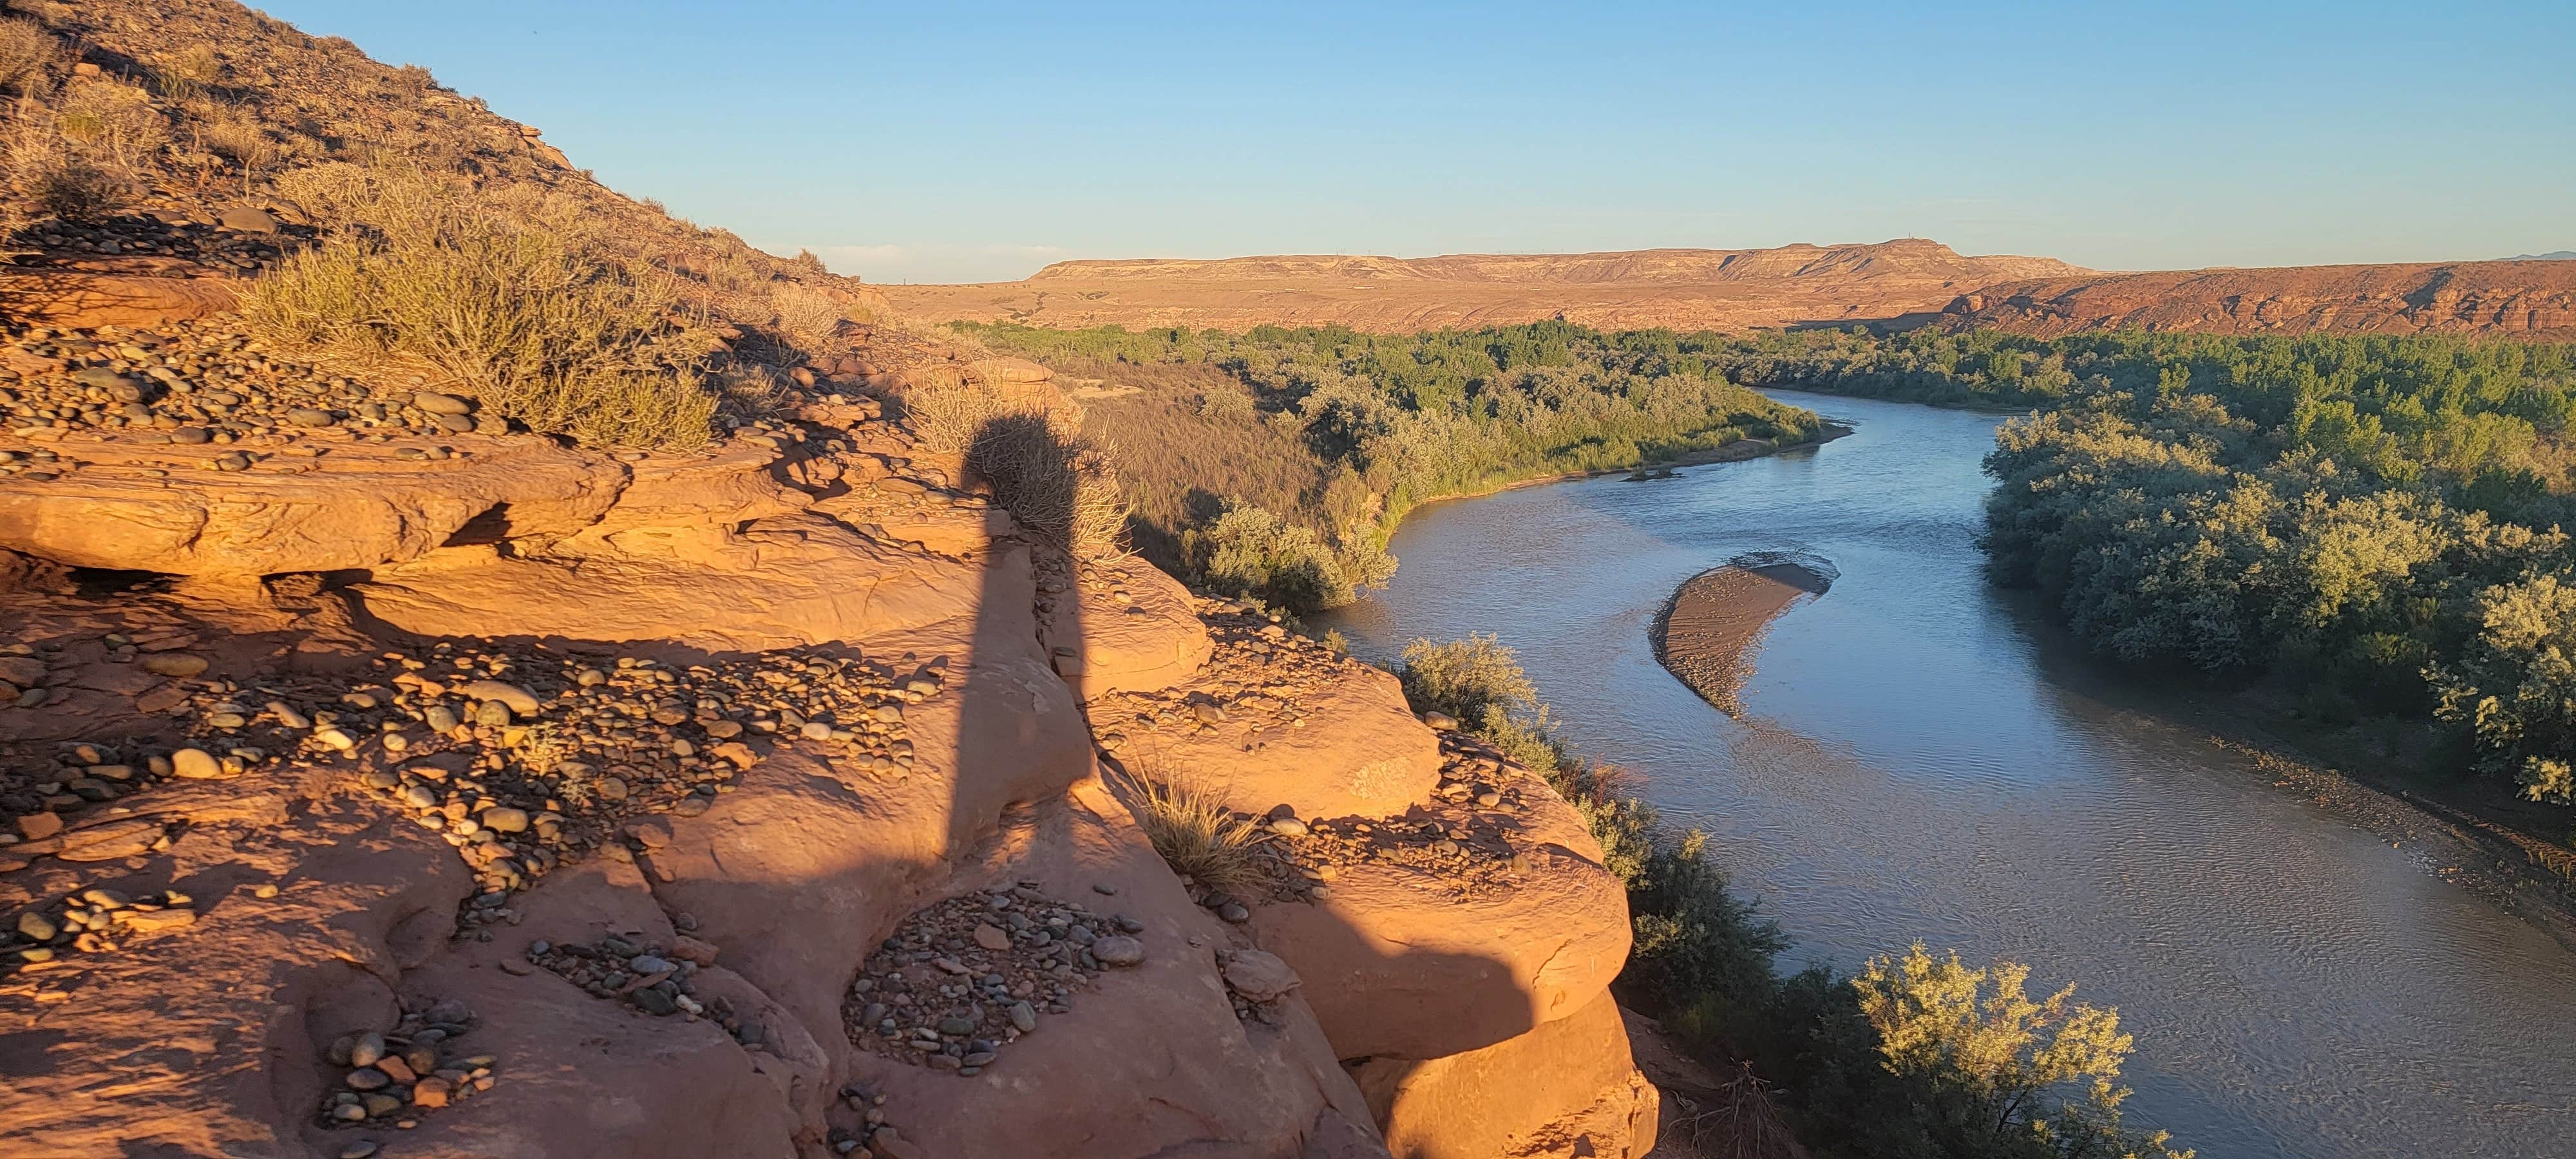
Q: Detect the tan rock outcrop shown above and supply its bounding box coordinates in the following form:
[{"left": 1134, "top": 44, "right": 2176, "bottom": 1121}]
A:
[
  {"left": 0, "top": 431, "right": 623, "bottom": 576},
  {"left": 0, "top": 266, "right": 242, "bottom": 330},
  {"left": 1109, "top": 659, "right": 1441, "bottom": 823},
  {"left": 1247, "top": 768, "right": 1630, "bottom": 1061},
  {"left": 1352, "top": 989, "right": 1660, "bottom": 1159},
  {"left": 1042, "top": 552, "right": 1215, "bottom": 698}
]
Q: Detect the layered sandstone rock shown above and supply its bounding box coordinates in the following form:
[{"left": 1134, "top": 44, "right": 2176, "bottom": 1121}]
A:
[
  {"left": 1942, "top": 260, "right": 2576, "bottom": 338},
  {"left": 0, "top": 432, "right": 623, "bottom": 576},
  {"left": 884, "top": 239, "right": 2088, "bottom": 334}
]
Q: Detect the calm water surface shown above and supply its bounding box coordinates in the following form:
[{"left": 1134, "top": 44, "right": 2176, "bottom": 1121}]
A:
[{"left": 1316, "top": 391, "right": 2576, "bottom": 1158}]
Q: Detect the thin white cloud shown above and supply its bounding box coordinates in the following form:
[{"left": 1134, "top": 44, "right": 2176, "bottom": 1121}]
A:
[{"left": 813, "top": 243, "right": 1074, "bottom": 285}]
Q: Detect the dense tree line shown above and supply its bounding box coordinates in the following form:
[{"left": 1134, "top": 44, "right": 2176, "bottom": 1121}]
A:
[
  {"left": 1736, "top": 328, "right": 2576, "bottom": 808},
  {"left": 956, "top": 321, "right": 1828, "bottom": 612}
]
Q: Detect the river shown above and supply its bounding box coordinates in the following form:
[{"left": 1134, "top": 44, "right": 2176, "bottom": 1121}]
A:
[{"left": 1313, "top": 390, "right": 2576, "bottom": 1158}]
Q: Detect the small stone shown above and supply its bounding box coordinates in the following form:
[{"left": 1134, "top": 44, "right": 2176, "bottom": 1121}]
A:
[
  {"left": 423, "top": 706, "right": 460, "bottom": 732},
  {"left": 1092, "top": 936, "right": 1145, "bottom": 967},
  {"left": 627, "top": 954, "right": 676, "bottom": 975},
  {"left": 1091, "top": 882, "right": 1119, "bottom": 895},
  {"left": 171, "top": 426, "right": 212, "bottom": 445},
  {"left": 216, "top": 206, "right": 279, "bottom": 233},
  {"left": 1221, "top": 948, "right": 1302, "bottom": 1002},
  {"left": 16, "top": 910, "right": 57, "bottom": 941},
  {"left": 800, "top": 721, "right": 833, "bottom": 740},
  {"left": 1218, "top": 902, "right": 1250, "bottom": 923},
  {"left": 412, "top": 1077, "right": 452, "bottom": 1108},
  {"left": 971, "top": 924, "right": 1010, "bottom": 951},
  {"left": 1267, "top": 816, "right": 1309, "bottom": 836},
  {"left": 1008, "top": 1001, "right": 1037, "bottom": 1033},
  {"left": 481, "top": 807, "right": 529, "bottom": 833},
  {"left": 1423, "top": 711, "right": 1459, "bottom": 731},
  {"left": 936, "top": 1015, "right": 976, "bottom": 1036},
  {"left": 341, "top": 1139, "right": 382, "bottom": 1157},
  {"left": 169, "top": 748, "right": 225, "bottom": 779},
  {"left": 413, "top": 391, "right": 471, "bottom": 415},
  {"left": 138, "top": 654, "right": 209, "bottom": 678},
  {"left": 16, "top": 811, "right": 62, "bottom": 840},
  {"left": 345, "top": 1068, "right": 390, "bottom": 1091},
  {"left": 456, "top": 679, "right": 541, "bottom": 716},
  {"left": 287, "top": 407, "right": 337, "bottom": 428},
  {"left": 314, "top": 728, "right": 358, "bottom": 751},
  {"left": 350, "top": 1031, "right": 388, "bottom": 1068}
]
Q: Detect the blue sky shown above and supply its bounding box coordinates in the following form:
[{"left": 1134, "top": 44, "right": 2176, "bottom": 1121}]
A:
[{"left": 261, "top": 1, "right": 2573, "bottom": 284}]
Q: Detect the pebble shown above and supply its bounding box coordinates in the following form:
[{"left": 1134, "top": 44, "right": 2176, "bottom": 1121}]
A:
[
  {"left": 482, "top": 807, "right": 530, "bottom": 833},
  {"left": 971, "top": 924, "right": 1010, "bottom": 951},
  {"left": 339, "top": 1142, "right": 379, "bottom": 1158},
  {"left": 168, "top": 748, "right": 223, "bottom": 779},
  {"left": 1092, "top": 936, "right": 1145, "bottom": 967},
  {"left": 139, "top": 654, "right": 209, "bottom": 678}
]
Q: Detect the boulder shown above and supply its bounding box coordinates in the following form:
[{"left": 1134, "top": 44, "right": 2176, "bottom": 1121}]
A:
[
  {"left": 1247, "top": 759, "right": 1628, "bottom": 1060},
  {"left": 1134, "top": 663, "right": 1441, "bottom": 822},
  {"left": 1351, "top": 988, "right": 1658, "bottom": 1159},
  {"left": 1040, "top": 553, "right": 1213, "bottom": 699}
]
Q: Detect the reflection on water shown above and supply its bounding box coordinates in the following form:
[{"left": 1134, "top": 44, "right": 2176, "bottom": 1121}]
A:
[{"left": 1316, "top": 391, "right": 2576, "bottom": 1158}]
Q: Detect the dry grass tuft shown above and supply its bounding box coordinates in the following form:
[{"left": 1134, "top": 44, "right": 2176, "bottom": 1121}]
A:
[
  {"left": 247, "top": 165, "right": 718, "bottom": 449},
  {"left": 771, "top": 283, "right": 846, "bottom": 352},
  {"left": 905, "top": 385, "right": 1126, "bottom": 557},
  {"left": 0, "top": 19, "right": 59, "bottom": 95},
  {"left": 1108, "top": 758, "right": 1267, "bottom": 897}
]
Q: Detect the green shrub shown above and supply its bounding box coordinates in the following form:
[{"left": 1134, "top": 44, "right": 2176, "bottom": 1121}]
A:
[
  {"left": 1191, "top": 499, "right": 1380, "bottom": 612},
  {"left": 1398, "top": 633, "right": 1538, "bottom": 724}
]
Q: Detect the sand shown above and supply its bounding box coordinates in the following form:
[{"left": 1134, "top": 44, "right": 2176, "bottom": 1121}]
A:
[{"left": 1652, "top": 556, "right": 1833, "bottom": 715}]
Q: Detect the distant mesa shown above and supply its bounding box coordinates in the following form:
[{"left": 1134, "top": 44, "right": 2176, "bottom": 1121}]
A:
[
  {"left": 886, "top": 239, "right": 2576, "bottom": 341},
  {"left": 1651, "top": 552, "right": 1838, "bottom": 717},
  {"left": 881, "top": 239, "right": 2089, "bottom": 334},
  {"left": 1939, "top": 259, "right": 2576, "bottom": 339}
]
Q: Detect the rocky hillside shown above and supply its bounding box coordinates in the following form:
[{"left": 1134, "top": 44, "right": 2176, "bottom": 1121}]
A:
[
  {"left": 0, "top": 3, "right": 1662, "bottom": 1158},
  {"left": 1939, "top": 260, "right": 2576, "bottom": 339},
  {"left": 882, "top": 240, "right": 2090, "bottom": 333}
]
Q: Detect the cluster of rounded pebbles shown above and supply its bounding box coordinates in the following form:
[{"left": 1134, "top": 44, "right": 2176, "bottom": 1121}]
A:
[
  {"left": 323, "top": 640, "right": 940, "bottom": 912},
  {"left": 0, "top": 735, "right": 206, "bottom": 851},
  {"left": 0, "top": 317, "right": 500, "bottom": 448},
  {"left": 1086, "top": 598, "right": 1343, "bottom": 756},
  {"left": 844, "top": 885, "right": 1146, "bottom": 1077},
  {"left": 6, "top": 211, "right": 296, "bottom": 271},
  {"left": 317, "top": 997, "right": 495, "bottom": 1139},
  {"left": 524, "top": 928, "right": 770, "bottom": 1042},
  {"left": 2, "top": 883, "right": 196, "bottom": 978}
]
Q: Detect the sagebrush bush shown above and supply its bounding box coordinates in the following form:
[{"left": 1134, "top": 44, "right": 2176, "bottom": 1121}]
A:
[
  {"left": 247, "top": 166, "right": 717, "bottom": 449},
  {"left": 1399, "top": 633, "right": 1539, "bottom": 724}
]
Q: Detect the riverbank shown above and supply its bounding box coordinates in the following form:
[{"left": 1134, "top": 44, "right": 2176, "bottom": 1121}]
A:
[
  {"left": 2096, "top": 666, "right": 2576, "bottom": 954},
  {"left": 1389, "top": 423, "right": 1854, "bottom": 523}
]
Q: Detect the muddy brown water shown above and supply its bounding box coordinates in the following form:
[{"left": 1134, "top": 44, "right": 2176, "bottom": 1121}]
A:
[{"left": 1316, "top": 390, "right": 2576, "bottom": 1158}]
